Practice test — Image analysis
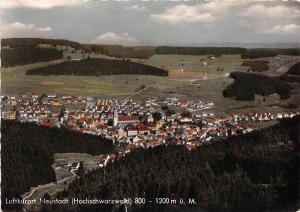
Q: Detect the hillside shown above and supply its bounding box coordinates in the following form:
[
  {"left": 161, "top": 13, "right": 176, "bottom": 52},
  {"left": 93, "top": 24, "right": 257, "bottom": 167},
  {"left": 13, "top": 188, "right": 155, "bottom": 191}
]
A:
[
  {"left": 51, "top": 116, "right": 300, "bottom": 212},
  {"left": 1, "top": 47, "right": 63, "bottom": 67},
  {"left": 223, "top": 72, "right": 292, "bottom": 101},
  {"left": 287, "top": 62, "right": 300, "bottom": 75},
  {"left": 83, "top": 44, "right": 155, "bottom": 59},
  {"left": 242, "top": 48, "right": 300, "bottom": 59},
  {"left": 155, "top": 46, "right": 247, "bottom": 56},
  {"left": 1, "top": 120, "right": 114, "bottom": 210},
  {"left": 1, "top": 38, "right": 81, "bottom": 49},
  {"left": 26, "top": 58, "right": 168, "bottom": 76}
]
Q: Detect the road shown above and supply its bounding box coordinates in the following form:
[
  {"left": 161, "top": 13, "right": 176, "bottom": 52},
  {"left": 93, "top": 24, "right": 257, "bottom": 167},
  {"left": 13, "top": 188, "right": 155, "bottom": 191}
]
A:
[
  {"left": 23, "top": 170, "right": 78, "bottom": 201},
  {"left": 264, "top": 59, "right": 300, "bottom": 77}
]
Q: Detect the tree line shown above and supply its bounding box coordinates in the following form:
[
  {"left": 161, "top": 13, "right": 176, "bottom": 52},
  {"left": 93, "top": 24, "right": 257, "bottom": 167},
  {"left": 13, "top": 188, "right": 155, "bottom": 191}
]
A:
[
  {"left": 287, "top": 62, "right": 300, "bottom": 75},
  {"left": 26, "top": 58, "right": 168, "bottom": 76},
  {"left": 2, "top": 38, "right": 299, "bottom": 61},
  {"left": 155, "top": 46, "right": 247, "bottom": 56},
  {"left": 1, "top": 38, "right": 81, "bottom": 49},
  {"left": 1, "top": 47, "right": 63, "bottom": 67},
  {"left": 241, "top": 60, "right": 269, "bottom": 72},
  {"left": 1, "top": 120, "right": 114, "bottom": 210},
  {"left": 241, "top": 48, "right": 300, "bottom": 59},
  {"left": 223, "top": 72, "right": 292, "bottom": 101},
  {"left": 49, "top": 116, "right": 299, "bottom": 212}
]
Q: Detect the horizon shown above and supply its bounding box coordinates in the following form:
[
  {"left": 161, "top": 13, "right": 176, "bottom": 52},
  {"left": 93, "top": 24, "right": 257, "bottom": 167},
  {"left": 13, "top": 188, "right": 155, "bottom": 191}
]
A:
[{"left": 2, "top": 37, "right": 300, "bottom": 49}]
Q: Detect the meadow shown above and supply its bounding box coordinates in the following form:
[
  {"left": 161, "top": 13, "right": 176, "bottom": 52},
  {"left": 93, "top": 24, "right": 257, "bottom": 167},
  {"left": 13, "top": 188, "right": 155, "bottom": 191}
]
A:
[
  {"left": 2, "top": 53, "right": 298, "bottom": 112},
  {"left": 142, "top": 54, "right": 249, "bottom": 72}
]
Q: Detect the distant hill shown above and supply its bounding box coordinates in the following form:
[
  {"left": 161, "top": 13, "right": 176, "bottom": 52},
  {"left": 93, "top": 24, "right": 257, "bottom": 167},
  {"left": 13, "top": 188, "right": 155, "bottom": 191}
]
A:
[
  {"left": 83, "top": 44, "right": 155, "bottom": 59},
  {"left": 26, "top": 58, "right": 168, "bottom": 76},
  {"left": 242, "top": 48, "right": 300, "bottom": 59},
  {"left": 2, "top": 38, "right": 299, "bottom": 64},
  {"left": 1, "top": 38, "right": 155, "bottom": 59},
  {"left": 223, "top": 72, "right": 292, "bottom": 101},
  {"left": 1, "top": 38, "right": 81, "bottom": 49}
]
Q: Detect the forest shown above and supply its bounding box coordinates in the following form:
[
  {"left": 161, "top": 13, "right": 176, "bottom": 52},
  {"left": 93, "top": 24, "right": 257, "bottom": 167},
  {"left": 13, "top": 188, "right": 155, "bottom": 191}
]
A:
[
  {"left": 287, "top": 62, "right": 300, "bottom": 75},
  {"left": 83, "top": 44, "right": 156, "bottom": 59},
  {"left": 1, "top": 38, "right": 81, "bottom": 49},
  {"left": 223, "top": 72, "right": 292, "bottom": 101},
  {"left": 241, "top": 60, "right": 269, "bottom": 72},
  {"left": 1, "top": 47, "right": 63, "bottom": 67},
  {"left": 1, "top": 120, "right": 114, "bottom": 210},
  {"left": 26, "top": 58, "right": 168, "bottom": 76},
  {"left": 155, "top": 46, "right": 247, "bottom": 56},
  {"left": 49, "top": 116, "right": 300, "bottom": 212},
  {"left": 241, "top": 48, "right": 300, "bottom": 59}
]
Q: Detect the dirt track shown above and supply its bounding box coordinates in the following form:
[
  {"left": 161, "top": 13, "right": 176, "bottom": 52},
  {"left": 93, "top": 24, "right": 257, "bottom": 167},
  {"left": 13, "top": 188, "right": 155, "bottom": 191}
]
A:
[{"left": 168, "top": 69, "right": 228, "bottom": 79}]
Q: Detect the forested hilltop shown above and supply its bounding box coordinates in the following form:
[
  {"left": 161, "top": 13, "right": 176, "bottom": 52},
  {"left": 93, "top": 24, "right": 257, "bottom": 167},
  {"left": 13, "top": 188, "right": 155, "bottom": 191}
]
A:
[
  {"left": 1, "top": 120, "right": 114, "bottom": 210},
  {"left": 51, "top": 116, "right": 300, "bottom": 212},
  {"left": 1, "top": 47, "right": 63, "bottom": 67},
  {"left": 287, "top": 62, "right": 300, "bottom": 76},
  {"left": 223, "top": 72, "right": 292, "bottom": 101},
  {"left": 26, "top": 58, "right": 168, "bottom": 76},
  {"left": 1, "top": 38, "right": 81, "bottom": 49}
]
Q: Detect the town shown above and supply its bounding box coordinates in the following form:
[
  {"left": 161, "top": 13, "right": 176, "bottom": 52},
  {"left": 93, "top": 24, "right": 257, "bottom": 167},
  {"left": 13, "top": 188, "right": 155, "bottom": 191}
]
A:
[{"left": 1, "top": 93, "right": 299, "bottom": 169}]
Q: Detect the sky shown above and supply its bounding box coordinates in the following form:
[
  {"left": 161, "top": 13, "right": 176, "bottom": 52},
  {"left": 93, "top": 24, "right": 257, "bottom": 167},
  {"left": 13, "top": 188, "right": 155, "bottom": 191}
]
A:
[{"left": 1, "top": 0, "right": 300, "bottom": 46}]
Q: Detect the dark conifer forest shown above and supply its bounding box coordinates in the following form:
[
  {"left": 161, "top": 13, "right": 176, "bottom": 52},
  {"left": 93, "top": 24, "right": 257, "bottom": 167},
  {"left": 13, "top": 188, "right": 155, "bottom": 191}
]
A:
[
  {"left": 287, "top": 62, "right": 300, "bottom": 76},
  {"left": 1, "top": 120, "right": 114, "bottom": 210},
  {"left": 241, "top": 48, "right": 300, "bottom": 59},
  {"left": 51, "top": 116, "right": 300, "bottom": 212},
  {"left": 223, "top": 72, "right": 292, "bottom": 101},
  {"left": 155, "top": 46, "right": 247, "bottom": 56},
  {"left": 26, "top": 58, "right": 168, "bottom": 76},
  {"left": 1, "top": 47, "right": 63, "bottom": 67},
  {"left": 241, "top": 60, "right": 269, "bottom": 72},
  {"left": 1, "top": 38, "right": 81, "bottom": 49}
]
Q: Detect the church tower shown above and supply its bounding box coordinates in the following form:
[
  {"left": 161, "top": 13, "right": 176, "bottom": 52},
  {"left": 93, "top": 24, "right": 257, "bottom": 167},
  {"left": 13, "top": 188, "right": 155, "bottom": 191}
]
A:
[{"left": 113, "top": 110, "right": 118, "bottom": 127}]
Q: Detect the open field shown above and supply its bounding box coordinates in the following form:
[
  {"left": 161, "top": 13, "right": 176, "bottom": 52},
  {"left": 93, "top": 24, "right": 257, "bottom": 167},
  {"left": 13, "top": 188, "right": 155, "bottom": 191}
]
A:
[
  {"left": 1, "top": 63, "right": 163, "bottom": 97},
  {"left": 168, "top": 69, "right": 227, "bottom": 79},
  {"left": 54, "top": 153, "right": 101, "bottom": 174},
  {"left": 1, "top": 54, "right": 242, "bottom": 97},
  {"left": 2, "top": 54, "right": 300, "bottom": 113},
  {"left": 142, "top": 54, "right": 249, "bottom": 72}
]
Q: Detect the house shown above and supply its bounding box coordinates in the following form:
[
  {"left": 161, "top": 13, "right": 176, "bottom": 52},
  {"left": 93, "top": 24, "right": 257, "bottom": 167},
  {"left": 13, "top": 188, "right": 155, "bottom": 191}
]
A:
[
  {"left": 118, "top": 115, "right": 139, "bottom": 123},
  {"left": 99, "top": 155, "right": 110, "bottom": 168},
  {"left": 2, "top": 111, "right": 16, "bottom": 120},
  {"left": 180, "top": 117, "right": 192, "bottom": 123},
  {"left": 31, "top": 93, "right": 39, "bottom": 98},
  {"left": 68, "top": 162, "right": 80, "bottom": 173},
  {"left": 126, "top": 125, "right": 138, "bottom": 137},
  {"left": 180, "top": 100, "right": 189, "bottom": 108},
  {"left": 137, "top": 123, "right": 150, "bottom": 135},
  {"left": 52, "top": 99, "right": 61, "bottom": 106},
  {"left": 146, "top": 139, "right": 158, "bottom": 148}
]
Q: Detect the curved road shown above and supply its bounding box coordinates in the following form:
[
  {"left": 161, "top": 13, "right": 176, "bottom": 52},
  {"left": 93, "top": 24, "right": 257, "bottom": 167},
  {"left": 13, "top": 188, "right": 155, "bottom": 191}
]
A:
[
  {"left": 264, "top": 59, "right": 300, "bottom": 77},
  {"left": 23, "top": 170, "right": 78, "bottom": 201}
]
